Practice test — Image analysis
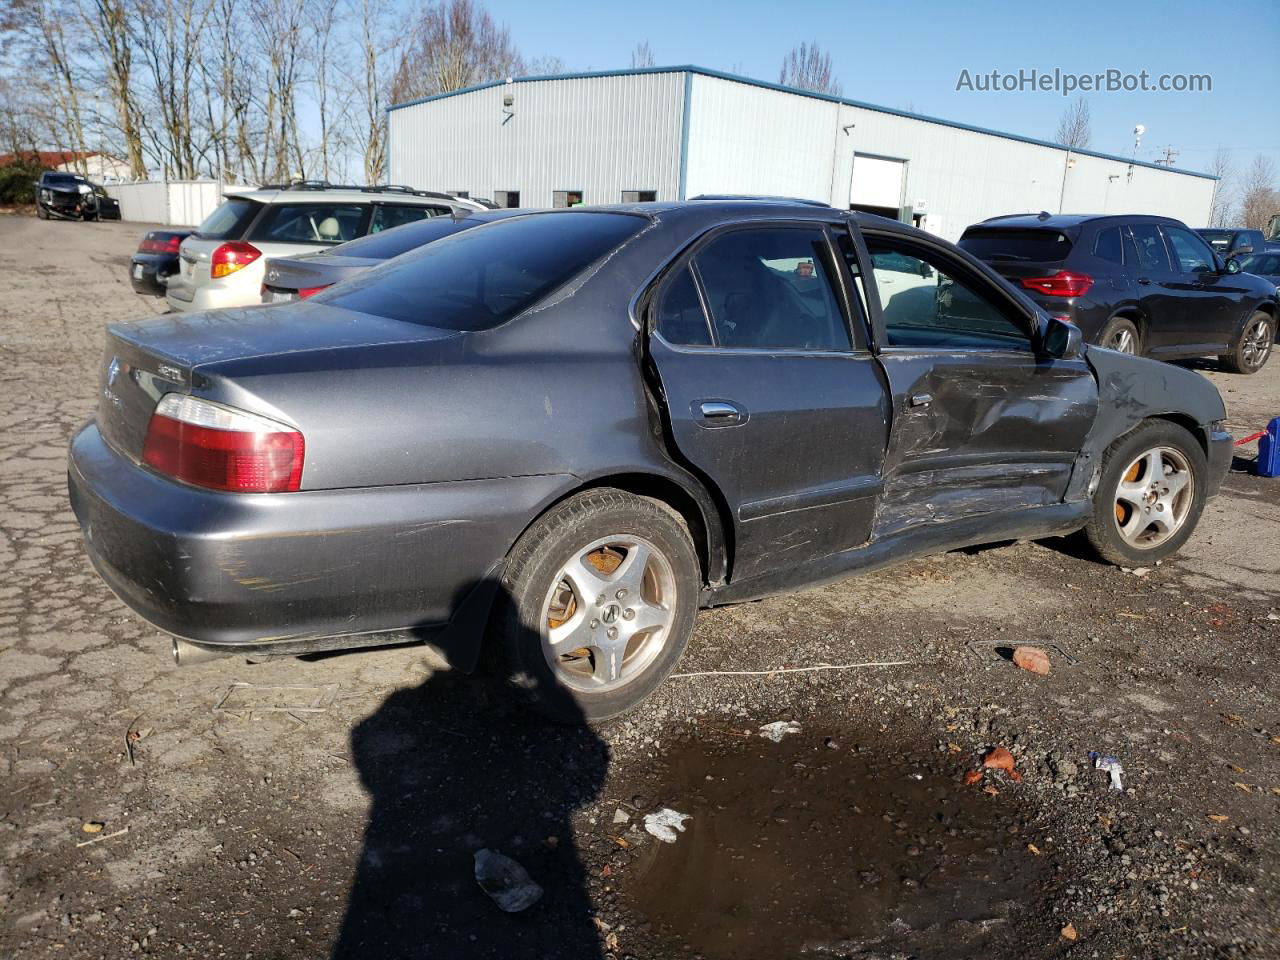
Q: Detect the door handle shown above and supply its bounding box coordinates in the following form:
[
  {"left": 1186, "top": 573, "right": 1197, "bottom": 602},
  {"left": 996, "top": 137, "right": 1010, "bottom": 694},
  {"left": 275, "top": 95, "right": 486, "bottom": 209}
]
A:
[
  {"left": 909, "top": 393, "right": 933, "bottom": 407},
  {"left": 1136, "top": 277, "right": 1151, "bottom": 285},
  {"left": 696, "top": 400, "right": 744, "bottom": 425}
]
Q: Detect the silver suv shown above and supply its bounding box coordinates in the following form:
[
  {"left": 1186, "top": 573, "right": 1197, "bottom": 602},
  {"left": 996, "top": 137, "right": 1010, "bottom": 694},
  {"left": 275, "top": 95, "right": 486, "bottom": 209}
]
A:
[{"left": 165, "top": 182, "right": 485, "bottom": 313}]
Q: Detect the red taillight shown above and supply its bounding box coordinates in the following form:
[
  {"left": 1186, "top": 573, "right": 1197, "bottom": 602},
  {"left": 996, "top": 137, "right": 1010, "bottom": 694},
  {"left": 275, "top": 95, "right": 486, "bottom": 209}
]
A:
[
  {"left": 1020, "top": 271, "right": 1093, "bottom": 297},
  {"left": 297, "top": 284, "right": 331, "bottom": 299},
  {"left": 137, "top": 233, "right": 182, "bottom": 254},
  {"left": 142, "top": 395, "right": 304, "bottom": 493},
  {"left": 210, "top": 241, "right": 261, "bottom": 279}
]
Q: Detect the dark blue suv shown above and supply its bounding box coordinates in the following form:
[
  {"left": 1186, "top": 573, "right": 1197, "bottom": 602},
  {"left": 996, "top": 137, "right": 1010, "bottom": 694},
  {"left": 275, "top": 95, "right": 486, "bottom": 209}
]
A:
[{"left": 959, "top": 213, "right": 1276, "bottom": 374}]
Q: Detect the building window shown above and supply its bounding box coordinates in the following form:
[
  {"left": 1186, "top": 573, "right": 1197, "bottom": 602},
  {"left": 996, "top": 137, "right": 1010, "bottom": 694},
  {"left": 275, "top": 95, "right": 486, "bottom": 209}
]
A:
[
  {"left": 622, "top": 190, "right": 657, "bottom": 203},
  {"left": 494, "top": 190, "right": 520, "bottom": 208},
  {"left": 553, "top": 190, "right": 584, "bottom": 208}
]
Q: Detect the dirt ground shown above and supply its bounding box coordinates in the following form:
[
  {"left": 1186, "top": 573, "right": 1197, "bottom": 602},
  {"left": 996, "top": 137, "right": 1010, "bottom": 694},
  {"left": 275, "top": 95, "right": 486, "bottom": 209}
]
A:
[{"left": 1, "top": 213, "right": 1278, "bottom": 960}]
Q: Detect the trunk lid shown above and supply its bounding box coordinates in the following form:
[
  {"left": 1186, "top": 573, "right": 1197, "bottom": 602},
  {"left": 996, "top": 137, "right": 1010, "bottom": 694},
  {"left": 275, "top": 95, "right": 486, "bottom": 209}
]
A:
[
  {"left": 262, "top": 253, "right": 381, "bottom": 296},
  {"left": 97, "top": 302, "right": 463, "bottom": 462}
]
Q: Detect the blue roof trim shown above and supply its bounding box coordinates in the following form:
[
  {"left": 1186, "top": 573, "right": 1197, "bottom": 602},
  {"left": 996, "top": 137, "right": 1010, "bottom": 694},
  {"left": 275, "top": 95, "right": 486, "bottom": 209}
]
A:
[{"left": 386, "top": 65, "right": 1217, "bottom": 181}]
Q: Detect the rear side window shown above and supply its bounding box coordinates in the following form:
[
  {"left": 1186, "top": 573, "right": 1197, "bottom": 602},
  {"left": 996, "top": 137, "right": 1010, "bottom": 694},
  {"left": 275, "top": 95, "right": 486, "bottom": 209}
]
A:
[
  {"left": 692, "top": 226, "right": 851, "bottom": 351},
  {"left": 328, "top": 215, "right": 477, "bottom": 260},
  {"left": 1126, "top": 224, "right": 1171, "bottom": 271},
  {"left": 655, "top": 267, "right": 712, "bottom": 345},
  {"left": 1093, "top": 227, "right": 1124, "bottom": 266},
  {"left": 195, "top": 198, "right": 261, "bottom": 240},
  {"left": 250, "top": 203, "right": 366, "bottom": 245},
  {"left": 316, "top": 212, "right": 646, "bottom": 331},
  {"left": 958, "top": 228, "right": 1072, "bottom": 263}
]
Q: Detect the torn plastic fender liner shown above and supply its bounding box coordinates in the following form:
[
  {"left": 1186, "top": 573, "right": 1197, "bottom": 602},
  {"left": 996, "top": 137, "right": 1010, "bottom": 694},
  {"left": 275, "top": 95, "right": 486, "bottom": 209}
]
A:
[{"left": 1064, "top": 346, "right": 1229, "bottom": 503}]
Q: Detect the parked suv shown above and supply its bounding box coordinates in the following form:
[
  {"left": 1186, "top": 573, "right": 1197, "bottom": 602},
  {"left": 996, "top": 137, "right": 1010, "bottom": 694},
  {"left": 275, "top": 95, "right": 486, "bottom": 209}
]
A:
[
  {"left": 165, "top": 182, "right": 484, "bottom": 312},
  {"left": 34, "top": 171, "right": 121, "bottom": 221},
  {"left": 959, "top": 214, "right": 1277, "bottom": 373}
]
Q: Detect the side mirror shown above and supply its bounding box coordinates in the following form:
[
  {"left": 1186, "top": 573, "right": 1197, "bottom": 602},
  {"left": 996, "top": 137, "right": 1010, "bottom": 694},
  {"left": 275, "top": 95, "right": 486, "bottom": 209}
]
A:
[
  {"left": 1225, "top": 256, "right": 1242, "bottom": 275},
  {"left": 1042, "top": 316, "right": 1084, "bottom": 360}
]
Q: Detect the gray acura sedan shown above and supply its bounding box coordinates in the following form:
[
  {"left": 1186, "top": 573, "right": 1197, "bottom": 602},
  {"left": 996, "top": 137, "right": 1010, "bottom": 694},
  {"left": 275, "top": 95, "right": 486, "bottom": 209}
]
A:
[{"left": 69, "top": 199, "right": 1232, "bottom": 720}]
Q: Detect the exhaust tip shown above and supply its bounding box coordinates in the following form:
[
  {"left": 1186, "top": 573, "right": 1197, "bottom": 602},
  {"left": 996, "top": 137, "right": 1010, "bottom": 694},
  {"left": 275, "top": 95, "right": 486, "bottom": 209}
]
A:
[{"left": 172, "top": 637, "right": 233, "bottom": 666}]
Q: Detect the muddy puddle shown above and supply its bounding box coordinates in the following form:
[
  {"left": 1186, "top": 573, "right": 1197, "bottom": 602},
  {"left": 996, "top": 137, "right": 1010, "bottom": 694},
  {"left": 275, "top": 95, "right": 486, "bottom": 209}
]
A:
[{"left": 625, "top": 723, "right": 1061, "bottom": 959}]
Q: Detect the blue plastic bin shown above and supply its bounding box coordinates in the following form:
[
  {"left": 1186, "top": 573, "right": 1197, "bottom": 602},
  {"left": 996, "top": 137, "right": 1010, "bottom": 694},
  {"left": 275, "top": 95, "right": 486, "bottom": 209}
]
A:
[{"left": 1258, "top": 417, "right": 1280, "bottom": 478}]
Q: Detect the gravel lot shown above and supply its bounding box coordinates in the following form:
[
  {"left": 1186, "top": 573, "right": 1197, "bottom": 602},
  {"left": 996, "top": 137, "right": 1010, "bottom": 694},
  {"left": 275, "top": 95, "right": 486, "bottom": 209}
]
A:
[{"left": 2, "top": 213, "right": 1278, "bottom": 960}]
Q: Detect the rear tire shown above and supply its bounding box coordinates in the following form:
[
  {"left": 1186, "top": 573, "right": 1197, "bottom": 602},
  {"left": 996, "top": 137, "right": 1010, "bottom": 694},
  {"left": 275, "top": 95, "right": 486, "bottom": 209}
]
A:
[
  {"left": 1082, "top": 420, "right": 1207, "bottom": 567},
  {"left": 1098, "top": 317, "right": 1140, "bottom": 355},
  {"left": 1218, "top": 310, "right": 1273, "bottom": 374},
  {"left": 490, "top": 488, "right": 700, "bottom": 723}
]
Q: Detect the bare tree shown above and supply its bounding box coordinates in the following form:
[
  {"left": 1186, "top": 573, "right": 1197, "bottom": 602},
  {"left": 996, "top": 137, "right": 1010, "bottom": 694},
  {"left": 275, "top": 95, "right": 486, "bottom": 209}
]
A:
[
  {"left": 1239, "top": 154, "right": 1278, "bottom": 231},
  {"left": 1054, "top": 96, "right": 1091, "bottom": 150},
  {"left": 779, "top": 41, "right": 840, "bottom": 96},
  {"left": 630, "top": 40, "right": 654, "bottom": 69},
  {"left": 78, "top": 0, "right": 146, "bottom": 177},
  {"left": 1207, "top": 147, "right": 1235, "bottom": 228},
  {"left": 3, "top": 0, "right": 91, "bottom": 170},
  {"left": 525, "top": 54, "right": 565, "bottom": 75},
  {"left": 347, "top": 0, "right": 395, "bottom": 184},
  {"left": 390, "top": 0, "right": 522, "bottom": 104}
]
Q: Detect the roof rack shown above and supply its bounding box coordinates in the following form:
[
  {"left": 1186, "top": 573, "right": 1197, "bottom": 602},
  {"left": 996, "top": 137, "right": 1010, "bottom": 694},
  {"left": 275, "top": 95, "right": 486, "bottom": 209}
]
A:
[
  {"left": 252, "top": 179, "right": 466, "bottom": 202},
  {"left": 689, "top": 194, "right": 831, "bottom": 207}
]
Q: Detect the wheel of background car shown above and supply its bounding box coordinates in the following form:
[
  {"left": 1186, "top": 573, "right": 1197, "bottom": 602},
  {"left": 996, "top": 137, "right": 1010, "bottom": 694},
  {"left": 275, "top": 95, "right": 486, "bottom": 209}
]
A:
[
  {"left": 1098, "top": 317, "right": 1140, "bottom": 355},
  {"left": 1081, "top": 420, "right": 1207, "bottom": 567},
  {"left": 489, "top": 488, "right": 699, "bottom": 723},
  {"left": 1217, "top": 310, "right": 1273, "bottom": 375}
]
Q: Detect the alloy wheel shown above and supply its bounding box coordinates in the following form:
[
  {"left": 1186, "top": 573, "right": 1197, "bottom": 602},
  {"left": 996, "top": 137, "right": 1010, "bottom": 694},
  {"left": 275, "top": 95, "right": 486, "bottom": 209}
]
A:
[
  {"left": 1109, "top": 328, "right": 1136, "bottom": 354},
  {"left": 1112, "top": 446, "right": 1194, "bottom": 549},
  {"left": 1241, "top": 317, "right": 1273, "bottom": 369},
  {"left": 540, "top": 535, "right": 677, "bottom": 692}
]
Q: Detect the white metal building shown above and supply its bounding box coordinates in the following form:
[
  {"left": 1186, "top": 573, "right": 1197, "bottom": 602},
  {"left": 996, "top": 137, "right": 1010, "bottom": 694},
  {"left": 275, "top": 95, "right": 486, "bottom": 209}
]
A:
[{"left": 387, "top": 66, "right": 1216, "bottom": 242}]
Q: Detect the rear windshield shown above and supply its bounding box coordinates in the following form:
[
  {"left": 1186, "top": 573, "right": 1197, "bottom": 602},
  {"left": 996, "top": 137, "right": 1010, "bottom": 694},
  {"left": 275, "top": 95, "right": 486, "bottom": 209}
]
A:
[
  {"left": 330, "top": 215, "right": 480, "bottom": 261},
  {"left": 316, "top": 212, "right": 647, "bottom": 331},
  {"left": 1196, "top": 230, "right": 1234, "bottom": 251},
  {"left": 959, "top": 228, "right": 1073, "bottom": 263},
  {"left": 195, "top": 197, "right": 262, "bottom": 240}
]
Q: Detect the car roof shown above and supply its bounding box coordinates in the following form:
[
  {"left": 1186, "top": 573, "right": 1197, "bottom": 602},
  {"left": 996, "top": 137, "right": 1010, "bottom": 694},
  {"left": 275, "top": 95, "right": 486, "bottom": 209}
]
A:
[
  {"left": 224, "top": 187, "right": 482, "bottom": 210},
  {"left": 971, "top": 212, "right": 1183, "bottom": 230}
]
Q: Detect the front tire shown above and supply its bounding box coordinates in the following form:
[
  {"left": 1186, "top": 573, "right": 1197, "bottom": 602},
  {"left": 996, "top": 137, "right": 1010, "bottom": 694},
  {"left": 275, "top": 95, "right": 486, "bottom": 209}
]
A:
[
  {"left": 491, "top": 488, "right": 699, "bottom": 723},
  {"left": 36, "top": 204, "right": 48, "bottom": 220},
  {"left": 1098, "top": 316, "right": 1140, "bottom": 355},
  {"left": 1082, "top": 420, "right": 1207, "bottom": 567},
  {"left": 1218, "top": 311, "right": 1273, "bottom": 374}
]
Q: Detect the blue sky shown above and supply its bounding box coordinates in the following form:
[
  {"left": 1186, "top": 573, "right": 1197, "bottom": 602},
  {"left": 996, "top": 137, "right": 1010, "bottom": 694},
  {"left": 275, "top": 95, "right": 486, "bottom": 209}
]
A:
[{"left": 489, "top": 0, "right": 1279, "bottom": 179}]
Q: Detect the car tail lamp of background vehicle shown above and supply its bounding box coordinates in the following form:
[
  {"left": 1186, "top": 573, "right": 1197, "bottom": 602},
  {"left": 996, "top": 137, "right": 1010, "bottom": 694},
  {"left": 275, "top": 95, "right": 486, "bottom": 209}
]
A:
[
  {"left": 137, "top": 233, "right": 182, "bottom": 255},
  {"left": 210, "top": 241, "right": 262, "bottom": 279},
  {"left": 142, "top": 394, "right": 304, "bottom": 493},
  {"left": 1020, "top": 271, "right": 1093, "bottom": 297}
]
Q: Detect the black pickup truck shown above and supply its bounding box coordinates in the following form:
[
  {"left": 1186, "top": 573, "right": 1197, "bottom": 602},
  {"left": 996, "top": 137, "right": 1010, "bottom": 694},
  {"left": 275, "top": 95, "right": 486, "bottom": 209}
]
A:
[{"left": 34, "top": 171, "right": 121, "bottom": 221}]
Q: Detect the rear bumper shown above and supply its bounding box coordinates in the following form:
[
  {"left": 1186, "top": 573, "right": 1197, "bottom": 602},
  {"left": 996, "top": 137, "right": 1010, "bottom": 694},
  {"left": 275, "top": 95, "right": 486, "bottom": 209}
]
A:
[
  {"left": 165, "top": 266, "right": 265, "bottom": 312},
  {"left": 129, "top": 254, "right": 175, "bottom": 296},
  {"left": 68, "top": 422, "right": 572, "bottom": 665}
]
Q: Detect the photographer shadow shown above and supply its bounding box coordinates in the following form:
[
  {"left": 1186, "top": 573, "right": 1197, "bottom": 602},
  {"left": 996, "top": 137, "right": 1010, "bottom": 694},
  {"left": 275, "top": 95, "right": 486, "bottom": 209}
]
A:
[{"left": 331, "top": 595, "right": 609, "bottom": 959}]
